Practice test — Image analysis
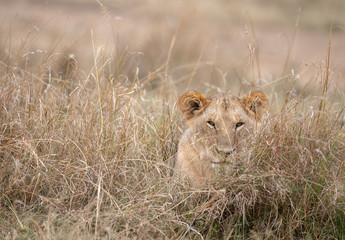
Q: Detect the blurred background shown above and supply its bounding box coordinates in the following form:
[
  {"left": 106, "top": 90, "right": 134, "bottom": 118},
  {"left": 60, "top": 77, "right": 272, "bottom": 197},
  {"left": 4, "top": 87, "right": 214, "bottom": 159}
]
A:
[{"left": 1, "top": 0, "right": 345, "bottom": 96}]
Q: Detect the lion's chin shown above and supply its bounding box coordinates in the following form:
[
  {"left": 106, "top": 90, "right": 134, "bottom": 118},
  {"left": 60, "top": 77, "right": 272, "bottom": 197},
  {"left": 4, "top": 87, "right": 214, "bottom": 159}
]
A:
[
  {"left": 211, "top": 160, "right": 229, "bottom": 164},
  {"left": 210, "top": 154, "right": 230, "bottom": 164}
]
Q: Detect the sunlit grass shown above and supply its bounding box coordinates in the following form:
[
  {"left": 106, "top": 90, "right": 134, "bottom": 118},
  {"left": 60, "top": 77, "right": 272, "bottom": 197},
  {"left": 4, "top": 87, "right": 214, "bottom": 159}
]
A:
[{"left": 1, "top": 1, "right": 345, "bottom": 239}]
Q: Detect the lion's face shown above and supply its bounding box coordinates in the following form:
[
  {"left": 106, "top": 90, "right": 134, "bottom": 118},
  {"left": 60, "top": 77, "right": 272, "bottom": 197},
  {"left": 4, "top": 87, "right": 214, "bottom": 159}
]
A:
[{"left": 178, "top": 91, "right": 269, "bottom": 165}]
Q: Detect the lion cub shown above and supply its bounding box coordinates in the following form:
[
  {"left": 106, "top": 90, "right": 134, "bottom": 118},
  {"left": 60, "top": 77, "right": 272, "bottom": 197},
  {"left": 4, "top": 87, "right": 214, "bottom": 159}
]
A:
[{"left": 175, "top": 91, "right": 269, "bottom": 187}]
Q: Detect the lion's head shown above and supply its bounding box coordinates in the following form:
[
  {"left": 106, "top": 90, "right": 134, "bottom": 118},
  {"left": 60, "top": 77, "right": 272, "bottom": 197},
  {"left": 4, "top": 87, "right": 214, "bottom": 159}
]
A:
[{"left": 176, "top": 90, "right": 269, "bottom": 185}]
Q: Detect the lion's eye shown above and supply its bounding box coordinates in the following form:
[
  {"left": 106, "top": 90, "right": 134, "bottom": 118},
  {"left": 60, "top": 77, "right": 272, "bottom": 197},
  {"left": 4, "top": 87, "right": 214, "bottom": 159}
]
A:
[
  {"left": 235, "top": 122, "right": 244, "bottom": 130},
  {"left": 207, "top": 121, "right": 216, "bottom": 129}
]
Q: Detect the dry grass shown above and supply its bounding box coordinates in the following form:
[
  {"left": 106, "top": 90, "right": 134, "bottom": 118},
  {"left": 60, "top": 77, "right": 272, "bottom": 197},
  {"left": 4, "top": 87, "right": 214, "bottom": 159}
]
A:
[{"left": 1, "top": 1, "right": 345, "bottom": 239}]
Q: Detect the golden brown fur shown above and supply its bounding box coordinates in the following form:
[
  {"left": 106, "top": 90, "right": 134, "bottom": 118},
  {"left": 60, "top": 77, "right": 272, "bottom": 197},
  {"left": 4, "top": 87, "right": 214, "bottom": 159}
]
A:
[{"left": 175, "top": 91, "right": 269, "bottom": 187}]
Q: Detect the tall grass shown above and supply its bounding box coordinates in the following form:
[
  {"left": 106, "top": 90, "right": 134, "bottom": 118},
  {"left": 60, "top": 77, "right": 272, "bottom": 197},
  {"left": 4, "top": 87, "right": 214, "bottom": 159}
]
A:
[{"left": 1, "top": 9, "right": 345, "bottom": 240}]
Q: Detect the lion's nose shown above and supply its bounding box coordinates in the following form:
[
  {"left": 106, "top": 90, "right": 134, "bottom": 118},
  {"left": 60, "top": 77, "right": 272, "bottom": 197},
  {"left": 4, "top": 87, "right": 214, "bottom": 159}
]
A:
[
  {"left": 224, "top": 151, "right": 232, "bottom": 157},
  {"left": 218, "top": 148, "right": 235, "bottom": 156}
]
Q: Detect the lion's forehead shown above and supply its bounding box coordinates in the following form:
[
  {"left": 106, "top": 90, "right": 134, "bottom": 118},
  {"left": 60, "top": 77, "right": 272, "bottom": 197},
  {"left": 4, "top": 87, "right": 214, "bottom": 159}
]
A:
[{"left": 205, "top": 94, "right": 245, "bottom": 119}]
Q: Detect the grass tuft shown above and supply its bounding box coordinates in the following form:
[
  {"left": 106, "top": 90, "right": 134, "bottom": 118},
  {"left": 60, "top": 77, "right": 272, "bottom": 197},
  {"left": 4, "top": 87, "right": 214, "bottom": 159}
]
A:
[{"left": 1, "top": 4, "right": 345, "bottom": 239}]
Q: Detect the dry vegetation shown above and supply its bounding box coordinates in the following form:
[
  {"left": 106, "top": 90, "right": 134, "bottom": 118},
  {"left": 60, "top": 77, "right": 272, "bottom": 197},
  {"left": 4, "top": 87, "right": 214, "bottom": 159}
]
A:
[{"left": 1, "top": 0, "right": 345, "bottom": 239}]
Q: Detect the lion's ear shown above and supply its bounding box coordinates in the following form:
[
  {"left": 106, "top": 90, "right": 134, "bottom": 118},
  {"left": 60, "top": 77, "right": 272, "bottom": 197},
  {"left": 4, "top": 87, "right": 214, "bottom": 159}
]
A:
[
  {"left": 178, "top": 91, "right": 211, "bottom": 120},
  {"left": 241, "top": 91, "right": 269, "bottom": 120}
]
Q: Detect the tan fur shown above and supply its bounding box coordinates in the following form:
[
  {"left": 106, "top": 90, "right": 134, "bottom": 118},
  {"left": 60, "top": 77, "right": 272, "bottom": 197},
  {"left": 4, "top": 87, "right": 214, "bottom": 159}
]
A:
[{"left": 175, "top": 91, "right": 269, "bottom": 187}]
